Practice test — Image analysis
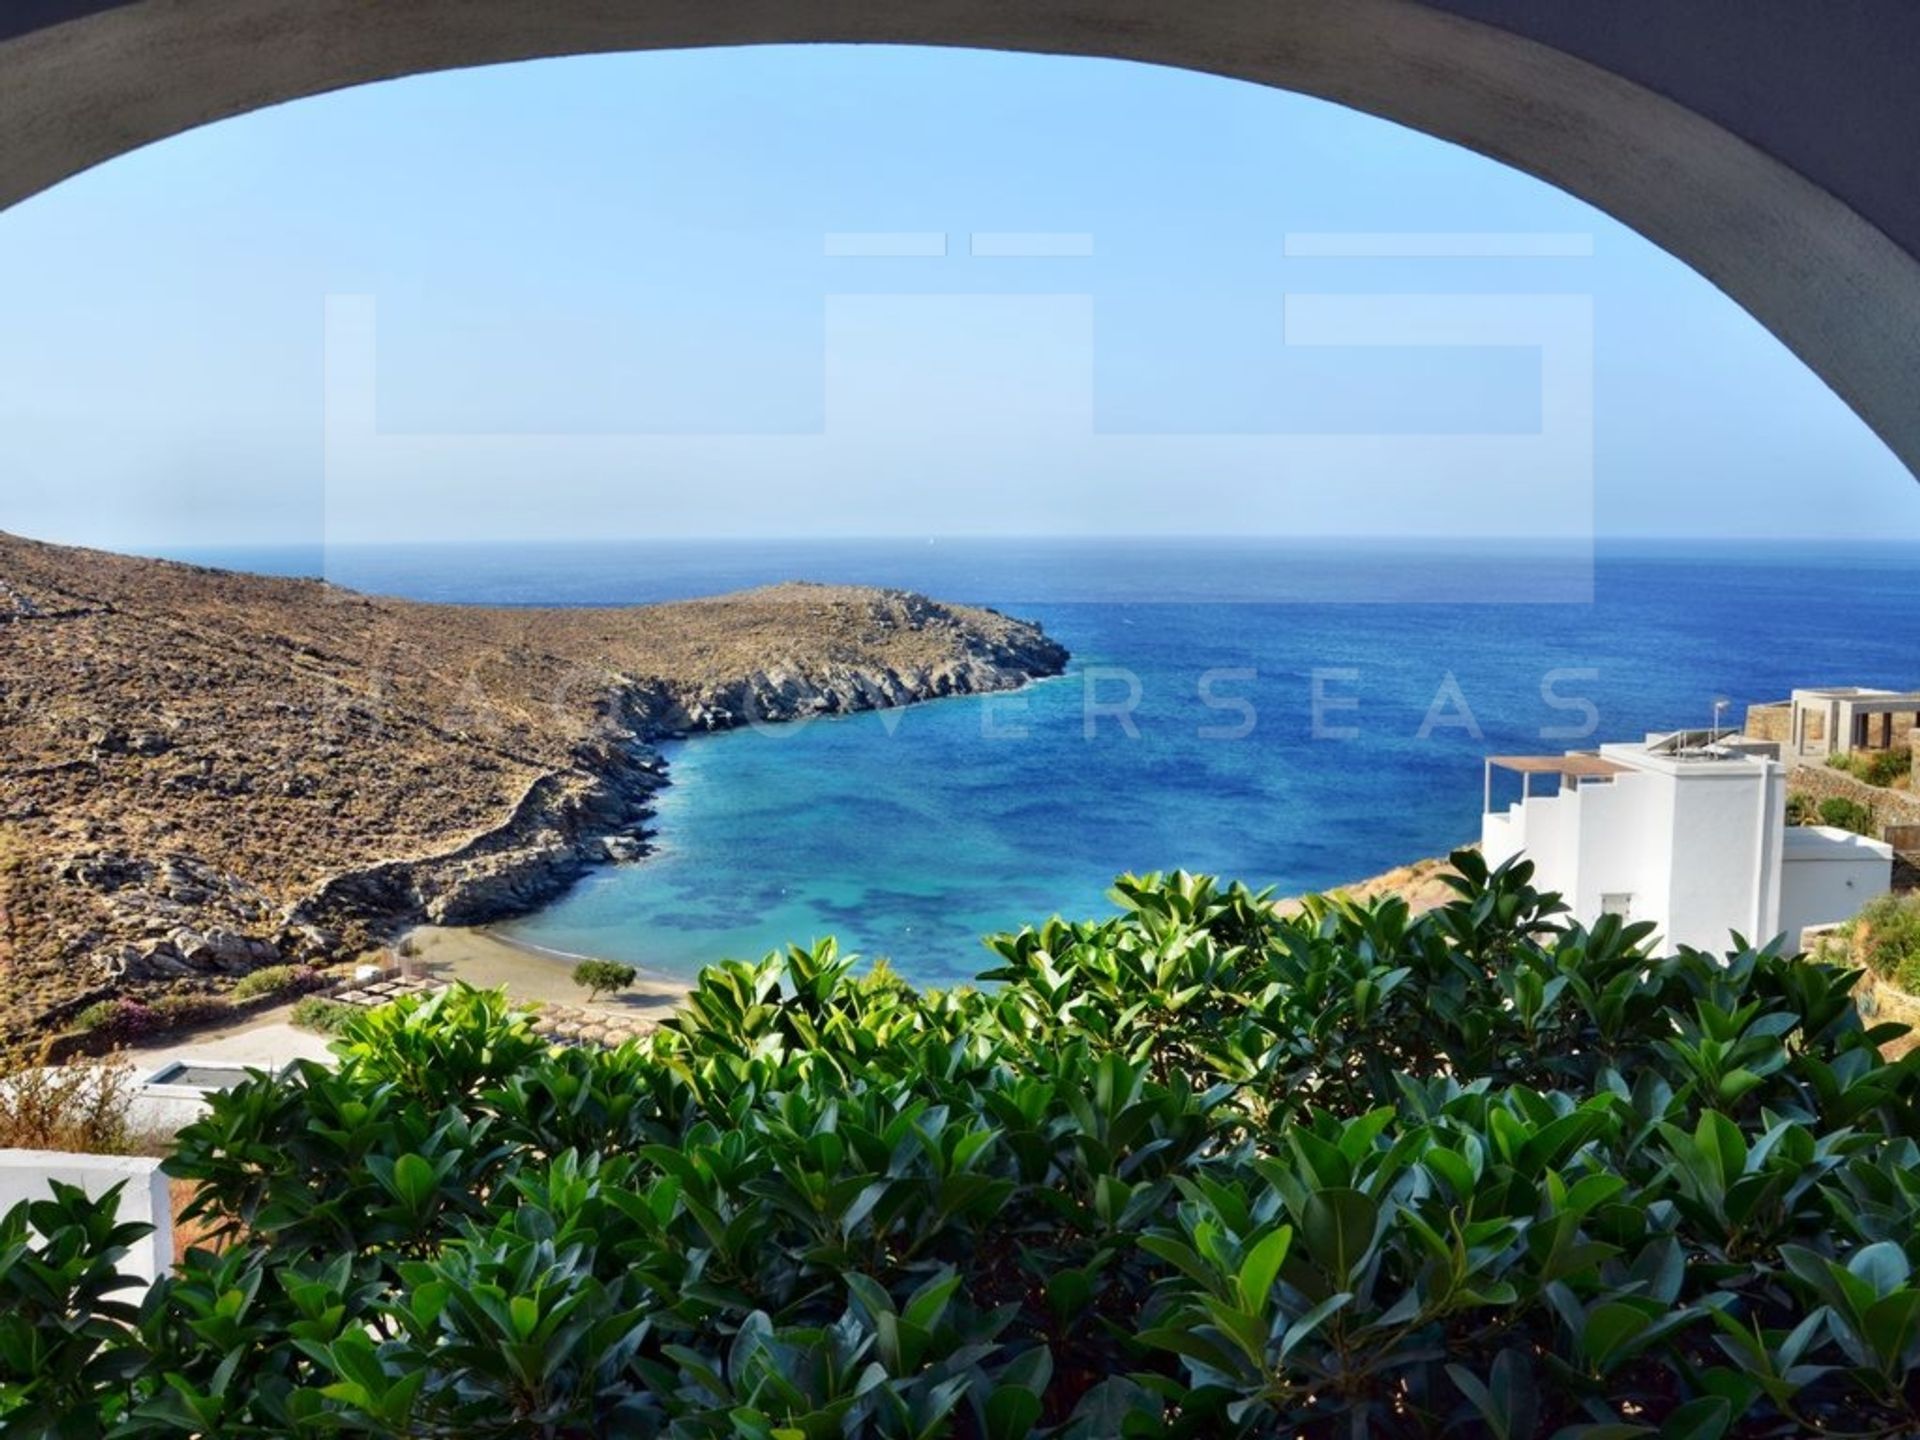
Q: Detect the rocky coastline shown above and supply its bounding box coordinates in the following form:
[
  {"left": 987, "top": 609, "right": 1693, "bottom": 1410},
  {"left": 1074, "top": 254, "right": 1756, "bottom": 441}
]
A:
[
  {"left": 0, "top": 531, "right": 1067, "bottom": 1038},
  {"left": 294, "top": 647, "right": 1067, "bottom": 939}
]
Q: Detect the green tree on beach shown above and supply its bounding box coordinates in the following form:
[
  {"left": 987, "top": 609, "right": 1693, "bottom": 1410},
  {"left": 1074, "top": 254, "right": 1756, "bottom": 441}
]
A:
[{"left": 571, "top": 957, "right": 638, "bottom": 1003}]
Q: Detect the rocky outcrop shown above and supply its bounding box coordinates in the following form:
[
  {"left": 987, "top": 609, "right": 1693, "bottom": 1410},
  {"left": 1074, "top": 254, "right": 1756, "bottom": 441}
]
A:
[
  {"left": 291, "top": 631, "right": 1071, "bottom": 936},
  {"left": 42, "top": 848, "right": 343, "bottom": 985},
  {"left": 0, "top": 534, "right": 1067, "bottom": 1035},
  {"left": 659, "top": 654, "right": 1061, "bottom": 733}
]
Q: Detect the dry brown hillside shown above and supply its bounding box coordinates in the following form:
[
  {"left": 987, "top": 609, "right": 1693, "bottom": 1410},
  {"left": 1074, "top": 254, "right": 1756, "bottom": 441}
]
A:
[{"left": 0, "top": 532, "right": 1066, "bottom": 1035}]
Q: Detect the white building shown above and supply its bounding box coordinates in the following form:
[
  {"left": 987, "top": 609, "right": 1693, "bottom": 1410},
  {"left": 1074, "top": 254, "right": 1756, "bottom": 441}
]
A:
[
  {"left": 1779, "top": 686, "right": 1920, "bottom": 761},
  {"left": 1481, "top": 732, "right": 1892, "bottom": 951}
]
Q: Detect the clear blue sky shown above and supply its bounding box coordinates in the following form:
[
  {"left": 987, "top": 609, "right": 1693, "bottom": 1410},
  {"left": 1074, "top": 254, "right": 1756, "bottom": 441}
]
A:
[{"left": 1, "top": 44, "right": 1914, "bottom": 548}]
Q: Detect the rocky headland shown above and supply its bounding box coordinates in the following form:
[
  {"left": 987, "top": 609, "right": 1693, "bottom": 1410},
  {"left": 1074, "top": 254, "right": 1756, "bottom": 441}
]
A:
[{"left": 0, "top": 532, "right": 1067, "bottom": 1038}]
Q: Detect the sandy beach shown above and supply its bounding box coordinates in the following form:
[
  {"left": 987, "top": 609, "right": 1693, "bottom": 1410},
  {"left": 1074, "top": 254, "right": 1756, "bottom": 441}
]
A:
[
  {"left": 402, "top": 854, "right": 1466, "bottom": 1017},
  {"left": 401, "top": 925, "right": 691, "bottom": 1013},
  {"left": 1272, "top": 853, "right": 1465, "bottom": 919}
]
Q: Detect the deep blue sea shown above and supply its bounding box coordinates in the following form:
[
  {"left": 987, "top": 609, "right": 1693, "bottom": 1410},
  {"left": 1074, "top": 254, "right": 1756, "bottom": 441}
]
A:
[{"left": 179, "top": 540, "right": 1920, "bottom": 988}]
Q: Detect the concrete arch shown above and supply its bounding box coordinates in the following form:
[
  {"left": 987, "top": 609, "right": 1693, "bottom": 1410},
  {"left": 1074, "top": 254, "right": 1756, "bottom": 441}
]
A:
[{"left": 4, "top": 0, "right": 1918, "bottom": 477}]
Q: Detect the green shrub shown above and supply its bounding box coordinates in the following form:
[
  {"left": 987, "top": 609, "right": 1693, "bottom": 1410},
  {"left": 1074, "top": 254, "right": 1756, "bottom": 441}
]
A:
[
  {"left": 1854, "top": 892, "right": 1920, "bottom": 993},
  {"left": 1787, "top": 790, "right": 1818, "bottom": 825},
  {"left": 0, "top": 1180, "right": 152, "bottom": 1433},
  {"left": 71, "top": 1001, "right": 120, "bottom": 1033},
  {"left": 328, "top": 984, "right": 545, "bottom": 1102},
  {"left": 1819, "top": 795, "right": 1878, "bottom": 835},
  {"left": 8, "top": 853, "right": 1920, "bottom": 1438},
  {"left": 1827, "top": 747, "right": 1912, "bottom": 789},
  {"left": 69, "top": 997, "right": 163, "bottom": 1041},
  {"left": 230, "top": 964, "right": 318, "bottom": 1002},
  {"left": 571, "top": 957, "right": 638, "bottom": 1002},
  {"left": 287, "top": 996, "right": 358, "bottom": 1035},
  {"left": 1861, "top": 745, "right": 1913, "bottom": 788}
]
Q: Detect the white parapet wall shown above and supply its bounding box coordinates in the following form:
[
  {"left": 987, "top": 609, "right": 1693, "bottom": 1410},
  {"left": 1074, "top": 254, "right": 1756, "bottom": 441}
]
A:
[
  {"left": 0, "top": 1149, "right": 173, "bottom": 1286},
  {"left": 1779, "top": 825, "right": 1895, "bottom": 946}
]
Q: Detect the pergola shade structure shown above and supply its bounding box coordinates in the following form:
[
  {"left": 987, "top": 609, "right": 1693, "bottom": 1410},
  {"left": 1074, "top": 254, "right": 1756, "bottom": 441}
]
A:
[{"left": 1483, "top": 753, "right": 1631, "bottom": 812}]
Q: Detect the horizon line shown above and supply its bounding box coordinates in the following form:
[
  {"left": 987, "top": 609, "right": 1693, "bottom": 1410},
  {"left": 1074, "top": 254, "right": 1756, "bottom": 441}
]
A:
[{"left": 107, "top": 532, "right": 1920, "bottom": 550}]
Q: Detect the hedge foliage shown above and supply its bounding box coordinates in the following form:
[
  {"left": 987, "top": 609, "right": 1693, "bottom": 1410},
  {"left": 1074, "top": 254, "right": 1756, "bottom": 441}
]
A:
[{"left": 5, "top": 852, "right": 1920, "bottom": 1438}]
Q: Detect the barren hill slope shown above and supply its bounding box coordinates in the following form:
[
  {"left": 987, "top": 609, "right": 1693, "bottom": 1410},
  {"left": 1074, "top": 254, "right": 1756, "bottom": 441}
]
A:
[{"left": 0, "top": 532, "right": 1066, "bottom": 1034}]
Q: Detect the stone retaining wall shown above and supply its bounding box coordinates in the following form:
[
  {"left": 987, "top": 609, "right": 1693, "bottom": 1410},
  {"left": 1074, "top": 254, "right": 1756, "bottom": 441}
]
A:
[{"left": 1787, "top": 762, "right": 1920, "bottom": 836}]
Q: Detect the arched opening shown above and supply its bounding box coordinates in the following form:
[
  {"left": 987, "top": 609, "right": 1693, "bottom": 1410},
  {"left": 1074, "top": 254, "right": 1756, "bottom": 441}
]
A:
[
  {"left": 6, "top": 24, "right": 1920, "bottom": 1437},
  {"left": 6, "top": 0, "right": 1919, "bottom": 477}
]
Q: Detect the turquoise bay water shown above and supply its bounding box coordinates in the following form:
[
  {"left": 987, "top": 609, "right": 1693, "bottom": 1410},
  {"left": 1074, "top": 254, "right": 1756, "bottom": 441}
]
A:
[{"left": 189, "top": 540, "right": 1920, "bottom": 988}]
